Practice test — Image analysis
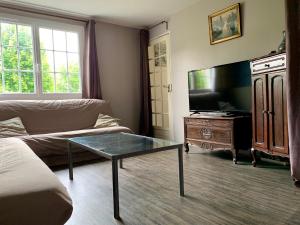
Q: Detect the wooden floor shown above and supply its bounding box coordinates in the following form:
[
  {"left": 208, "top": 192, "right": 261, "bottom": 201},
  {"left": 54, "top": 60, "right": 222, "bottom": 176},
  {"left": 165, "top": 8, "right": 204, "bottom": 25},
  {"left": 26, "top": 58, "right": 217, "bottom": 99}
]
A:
[{"left": 55, "top": 147, "right": 300, "bottom": 225}]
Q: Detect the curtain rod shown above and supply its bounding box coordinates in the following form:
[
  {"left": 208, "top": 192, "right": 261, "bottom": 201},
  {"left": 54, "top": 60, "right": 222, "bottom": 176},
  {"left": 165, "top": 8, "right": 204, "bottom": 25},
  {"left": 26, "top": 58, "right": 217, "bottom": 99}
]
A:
[
  {"left": 149, "top": 21, "right": 168, "bottom": 30},
  {"left": 0, "top": 3, "right": 89, "bottom": 23}
]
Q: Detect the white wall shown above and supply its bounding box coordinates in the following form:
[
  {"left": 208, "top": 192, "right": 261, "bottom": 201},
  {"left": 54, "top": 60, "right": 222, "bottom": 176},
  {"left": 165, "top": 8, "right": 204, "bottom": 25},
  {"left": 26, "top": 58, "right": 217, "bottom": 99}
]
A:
[
  {"left": 95, "top": 21, "right": 140, "bottom": 132},
  {"left": 168, "top": 0, "right": 285, "bottom": 141}
]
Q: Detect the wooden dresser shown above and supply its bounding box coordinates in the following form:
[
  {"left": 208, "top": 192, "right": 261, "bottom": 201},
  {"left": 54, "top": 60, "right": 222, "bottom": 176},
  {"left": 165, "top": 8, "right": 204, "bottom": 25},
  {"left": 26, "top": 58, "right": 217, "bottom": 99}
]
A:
[
  {"left": 184, "top": 115, "right": 252, "bottom": 164},
  {"left": 250, "top": 52, "right": 289, "bottom": 166}
]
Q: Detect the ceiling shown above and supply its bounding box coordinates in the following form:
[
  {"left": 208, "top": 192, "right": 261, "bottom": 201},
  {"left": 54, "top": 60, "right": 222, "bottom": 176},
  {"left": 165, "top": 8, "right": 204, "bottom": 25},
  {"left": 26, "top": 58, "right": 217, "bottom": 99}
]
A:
[{"left": 4, "top": 0, "right": 201, "bottom": 28}]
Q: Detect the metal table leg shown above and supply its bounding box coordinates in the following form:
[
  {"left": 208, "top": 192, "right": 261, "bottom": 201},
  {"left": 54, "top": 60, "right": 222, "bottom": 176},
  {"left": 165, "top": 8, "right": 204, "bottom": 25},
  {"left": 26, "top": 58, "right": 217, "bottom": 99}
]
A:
[
  {"left": 68, "top": 142, "right": 73, "bottom": 180},
  {"left": 178, "top": 145, "right": 184, "bottom": 196},
  {"left": 112, "top": 159, "right": 120, "bottom": 219}
]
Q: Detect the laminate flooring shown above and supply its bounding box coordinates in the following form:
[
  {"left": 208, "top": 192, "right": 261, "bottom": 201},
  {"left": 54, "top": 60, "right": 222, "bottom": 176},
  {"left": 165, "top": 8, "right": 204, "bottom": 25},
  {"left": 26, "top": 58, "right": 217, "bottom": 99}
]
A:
[{"left": 55, "top": 147, "right": 300, "bottom": 225}]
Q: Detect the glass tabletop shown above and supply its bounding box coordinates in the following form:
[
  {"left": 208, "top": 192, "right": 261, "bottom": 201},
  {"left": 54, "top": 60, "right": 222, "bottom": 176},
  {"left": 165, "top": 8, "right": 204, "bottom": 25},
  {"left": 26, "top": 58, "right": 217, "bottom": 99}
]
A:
[{"left": 68, "top": 132, "right": 182, "bottom": 159}]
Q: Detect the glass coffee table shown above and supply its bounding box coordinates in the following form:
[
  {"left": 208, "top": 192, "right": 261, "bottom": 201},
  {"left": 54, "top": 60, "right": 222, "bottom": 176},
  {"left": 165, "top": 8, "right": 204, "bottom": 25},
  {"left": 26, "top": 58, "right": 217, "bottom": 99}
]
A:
[{"left": 67, "top": 132, "right": 184, "bottom": 219}]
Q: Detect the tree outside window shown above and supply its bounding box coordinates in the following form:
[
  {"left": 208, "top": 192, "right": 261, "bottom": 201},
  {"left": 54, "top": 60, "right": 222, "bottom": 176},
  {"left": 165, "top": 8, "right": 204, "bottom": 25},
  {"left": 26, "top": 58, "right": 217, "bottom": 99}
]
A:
[{"left": 0, "top": 22, "right": 81, "bottom": 95}]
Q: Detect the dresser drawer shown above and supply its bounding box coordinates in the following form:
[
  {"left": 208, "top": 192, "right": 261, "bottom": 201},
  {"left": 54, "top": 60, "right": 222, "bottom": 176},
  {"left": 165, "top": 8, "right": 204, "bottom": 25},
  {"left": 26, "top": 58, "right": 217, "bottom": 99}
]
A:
[
  {"left": 187, "top": 139, "right": 231, "bottom": 150},
  {"left": 251, "top": 53, "right": 286, "bottom": 74},
  {"left": 186, "top": 125, "right": 232, "bottom": 144},
  {"left": 185, "top": 118, "right": 233, "bottom": 128}
]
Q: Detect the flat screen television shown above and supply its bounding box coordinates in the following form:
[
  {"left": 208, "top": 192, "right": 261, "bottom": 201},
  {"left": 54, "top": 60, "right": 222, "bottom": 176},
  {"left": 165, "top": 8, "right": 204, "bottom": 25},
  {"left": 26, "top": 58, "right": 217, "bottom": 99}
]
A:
[{"left": 188, "top": 60, "right": 251, "bottom": 114}]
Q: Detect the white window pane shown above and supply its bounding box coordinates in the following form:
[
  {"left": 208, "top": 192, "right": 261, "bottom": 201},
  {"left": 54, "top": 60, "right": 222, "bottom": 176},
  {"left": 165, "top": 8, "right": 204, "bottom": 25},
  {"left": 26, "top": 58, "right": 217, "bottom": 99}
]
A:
[
  {"left": 4, "top": 71, "right": 19, "bottom": 93},
  {"left": 19, "top": 48, "right": 33, "bottom": 70},
  {"left": 69, "top": 73, "right": 80, "bottom": 93},
  {"left": 55, "top": 73, "right": 68, "bottom": 93},
  {"left": 149, "top": 60, "right": 155, "bottom": 73},
  {"left": 42, "top": 72, "right": 55, "bottom": 93},
  {"left": 21, "top": 72, "right": 34, "bottom": 93},
  {"left": 155, "top": 58, "right": 160, "bottom": 67},
  {"left": 18, "top": 25, "right": 32, "bottom": 47},
  {"left": 155, "top": 101, "right": 162, "bottom": 113},
  {"left": 151, "top": 87, "right": 156, "bottom": 99},
  {"left": 154, "top": 44, "right": 159, "bottom": 57},
  {"left": 67, "top": 32, "right": 79, "bottom": 52},
  {"left": 163, "top": 114, "right": 169, "bottom": 129},
  {"left": 3, "top": 47, "right": 18, "bottom": 69},
  {"left": 155, "top": 87, "right": 161, "bottom": 99},
  {"left": 67, "top": 53, "right": 79, "bottom": 73},
  {"left": 163, "top": 98, "right": 169, "bottom": 114},
  {"left": 39, "top": 28, "right": 53, "bottom": 50},
  {"left": 0, "top": 72, "right": 2, "bottom": 93},
  {"left": 156, "top": 114, "right": 163, "bottom": 127},
  {"left": 0, "top": 48, "right": 2, "bottom": 68},
  {"left": 162, "top": 87, "right": 168, "bottom": 101},
  {"left": 160, "top": 56, "right": 167, "bottom": 67},
  {"left": 53, "top": 30, "right": 66, "bottom": 51},
  {"left": 160, "top": 41, "right": 167, "bottom": 55},
  {"left": 151, "top": 100, "right": 156, "bottom": 113},
  {"left": 148, "top": 46, "right": 154, "bottom": 59},
  {"left": 150, "top": 73, "right": 154, "bottom": 86},
  {"left": 162, "top": 68, "right": 168, "bottom": 85},
  {"left": 155, "top": 72, "right": 161, "bottom": 86},
  {"left": 1, "top": 23, "right": 17, "bottom": 46},
  {"left": 152, "top": 114, "right": 156, "bottom": 126},
  {"left": 41, "top": 50, "right": 54, "bottom": 72},
  {"left": 54, "top": 51, "right": 67, "bottom": 72}
]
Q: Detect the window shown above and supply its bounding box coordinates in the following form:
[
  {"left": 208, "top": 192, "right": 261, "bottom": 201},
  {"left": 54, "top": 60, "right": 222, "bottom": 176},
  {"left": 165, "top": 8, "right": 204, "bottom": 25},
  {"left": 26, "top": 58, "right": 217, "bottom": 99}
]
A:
[
  {"left": 0, "top": 15, "right": 83, "bottom": 99},
  {"left": 39, "top": 28, "right": 80, "bottom": 93},
  {"left": 0, "top": 22, "right": 35, "bottom": 93}
]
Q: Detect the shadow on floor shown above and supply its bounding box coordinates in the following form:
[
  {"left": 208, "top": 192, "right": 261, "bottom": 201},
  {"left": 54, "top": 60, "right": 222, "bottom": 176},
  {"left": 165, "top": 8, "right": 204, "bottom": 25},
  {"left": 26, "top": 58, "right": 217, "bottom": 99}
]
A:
[{"left": 187, "top": 147, "right": 290, "bottom": 170}]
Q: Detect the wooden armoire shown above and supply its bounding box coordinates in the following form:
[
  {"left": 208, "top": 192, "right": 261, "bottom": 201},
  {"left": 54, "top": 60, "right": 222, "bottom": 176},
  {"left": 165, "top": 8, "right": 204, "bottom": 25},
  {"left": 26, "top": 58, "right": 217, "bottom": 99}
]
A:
[{"left": 250, "top": 52, "right": 289, "bottom": 166}]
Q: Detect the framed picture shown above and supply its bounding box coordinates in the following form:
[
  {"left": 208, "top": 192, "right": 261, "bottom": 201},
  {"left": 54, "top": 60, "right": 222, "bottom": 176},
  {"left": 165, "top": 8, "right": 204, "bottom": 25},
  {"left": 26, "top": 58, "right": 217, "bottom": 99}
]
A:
[{"left": 208, "top": 3, "right": 241, "bottom": 45}]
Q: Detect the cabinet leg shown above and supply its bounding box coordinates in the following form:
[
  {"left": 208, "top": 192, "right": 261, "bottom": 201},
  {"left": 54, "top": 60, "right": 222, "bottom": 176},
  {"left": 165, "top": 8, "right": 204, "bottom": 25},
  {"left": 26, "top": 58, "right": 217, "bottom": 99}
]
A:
[
  {"left": 251, "top": 148, "right": 257, "bottom": 167},
  {"left": 294, "top": 180, "right": 300, "bottom": 188},
  {"left": 232, "top": 149, "right": 238, "bottom": 164},
  {"left": 185, "top": 143, "right": 189, "bottom": 153}
]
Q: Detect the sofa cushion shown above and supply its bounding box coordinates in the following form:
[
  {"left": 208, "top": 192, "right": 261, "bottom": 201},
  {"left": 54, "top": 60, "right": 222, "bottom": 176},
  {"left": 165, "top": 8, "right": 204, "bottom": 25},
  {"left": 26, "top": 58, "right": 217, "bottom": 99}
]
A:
[
  {"left": 0, "top": 138, "right": 72, "bottom": 225},
  {"left": 94, "top": 114, "right": 120, "bottom": 128},
  {"left": 0, "top": 99, "right": 112, "bottom": 135},
  {"left": 0, "top": 117, "right": 28, "bottom": 138},
  {"left": 20, "top": 126, "right": 132, "bottom": 158}
]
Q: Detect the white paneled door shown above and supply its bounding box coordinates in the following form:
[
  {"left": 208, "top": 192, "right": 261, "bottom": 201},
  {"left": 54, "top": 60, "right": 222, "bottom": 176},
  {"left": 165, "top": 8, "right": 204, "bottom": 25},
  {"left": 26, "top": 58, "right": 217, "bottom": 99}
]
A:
[{"left": 148, "top": 34, "right": 172, "bottom": 139}]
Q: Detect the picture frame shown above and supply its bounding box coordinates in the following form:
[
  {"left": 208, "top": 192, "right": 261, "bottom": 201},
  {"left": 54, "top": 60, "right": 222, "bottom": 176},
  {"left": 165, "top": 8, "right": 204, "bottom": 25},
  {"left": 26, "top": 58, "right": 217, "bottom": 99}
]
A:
[{"left": 208, "top": 3, "right": 241, "bottom": 45}]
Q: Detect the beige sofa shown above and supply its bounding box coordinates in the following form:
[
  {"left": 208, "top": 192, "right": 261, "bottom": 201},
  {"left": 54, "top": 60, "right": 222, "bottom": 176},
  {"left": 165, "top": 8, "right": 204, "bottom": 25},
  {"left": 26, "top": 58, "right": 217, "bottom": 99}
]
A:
[
  {"left": 0, "top": 137, "right": 73, "bottom": 225},
  {"left": 0, "top": 99, "right": 132, "bottom": 224},
  {"left": 0, "top": 99, "right": 132, "bottom": 166}
]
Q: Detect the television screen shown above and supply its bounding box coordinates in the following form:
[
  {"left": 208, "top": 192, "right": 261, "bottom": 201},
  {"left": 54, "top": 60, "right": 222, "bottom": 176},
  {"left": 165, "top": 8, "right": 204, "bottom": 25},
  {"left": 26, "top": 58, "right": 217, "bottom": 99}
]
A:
[{"left": 188, "top": 60, "right": 251, "bottom": 113}]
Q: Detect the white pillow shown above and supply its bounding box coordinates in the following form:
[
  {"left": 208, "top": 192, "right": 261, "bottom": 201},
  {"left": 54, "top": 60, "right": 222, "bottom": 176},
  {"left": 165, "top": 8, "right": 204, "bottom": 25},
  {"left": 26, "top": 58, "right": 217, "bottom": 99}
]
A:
[
  {"left": 94, "top": 114, "right": 120, "bottom": 128},
  {"left": 0, "top": 117, "right": 28, "bottom": 138}
]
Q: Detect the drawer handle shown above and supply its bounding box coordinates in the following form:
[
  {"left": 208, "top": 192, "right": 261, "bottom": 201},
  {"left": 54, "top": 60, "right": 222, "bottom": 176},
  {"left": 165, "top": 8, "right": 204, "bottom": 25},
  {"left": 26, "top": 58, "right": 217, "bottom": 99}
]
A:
[{"left": 265, "top": 64, "right": 270, "bottom": 68}]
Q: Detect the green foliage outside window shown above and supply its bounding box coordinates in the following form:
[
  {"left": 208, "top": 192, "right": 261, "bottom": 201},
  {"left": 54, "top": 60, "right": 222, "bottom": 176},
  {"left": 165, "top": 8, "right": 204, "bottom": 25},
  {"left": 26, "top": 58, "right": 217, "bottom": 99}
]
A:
[{"left": 0, "top": 22, "right": 81, "bottom": 94}]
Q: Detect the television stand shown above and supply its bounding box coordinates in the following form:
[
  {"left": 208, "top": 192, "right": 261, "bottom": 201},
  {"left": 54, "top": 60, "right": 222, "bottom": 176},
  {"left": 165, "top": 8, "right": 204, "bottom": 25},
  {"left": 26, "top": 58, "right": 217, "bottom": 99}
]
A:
[{"left": 184, "top": 115, "right": 252, "bottom": 164}]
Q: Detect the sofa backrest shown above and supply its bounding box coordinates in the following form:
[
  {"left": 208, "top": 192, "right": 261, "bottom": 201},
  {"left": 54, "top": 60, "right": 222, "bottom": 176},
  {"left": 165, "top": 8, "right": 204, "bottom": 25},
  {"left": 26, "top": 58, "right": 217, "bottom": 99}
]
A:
[{"left": 0, "top": 99, "right": 112, "bottom": 134}]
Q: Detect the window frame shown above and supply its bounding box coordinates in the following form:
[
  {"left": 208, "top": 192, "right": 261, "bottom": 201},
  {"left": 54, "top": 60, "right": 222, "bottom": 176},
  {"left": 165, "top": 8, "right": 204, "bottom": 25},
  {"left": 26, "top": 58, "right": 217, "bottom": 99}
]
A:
[{"left": 0, "top": 13, "right": 84, "bottom": 100}]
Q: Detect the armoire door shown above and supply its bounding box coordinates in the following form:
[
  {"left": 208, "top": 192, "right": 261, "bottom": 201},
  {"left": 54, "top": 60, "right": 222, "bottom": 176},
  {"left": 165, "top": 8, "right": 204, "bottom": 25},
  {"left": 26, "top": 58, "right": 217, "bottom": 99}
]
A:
[
  {"left": 252, "top": 74, "right": 268, "bottom": 150},
  {"left": 268, "top": 72, "right": 289, "bottom": 155}
]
